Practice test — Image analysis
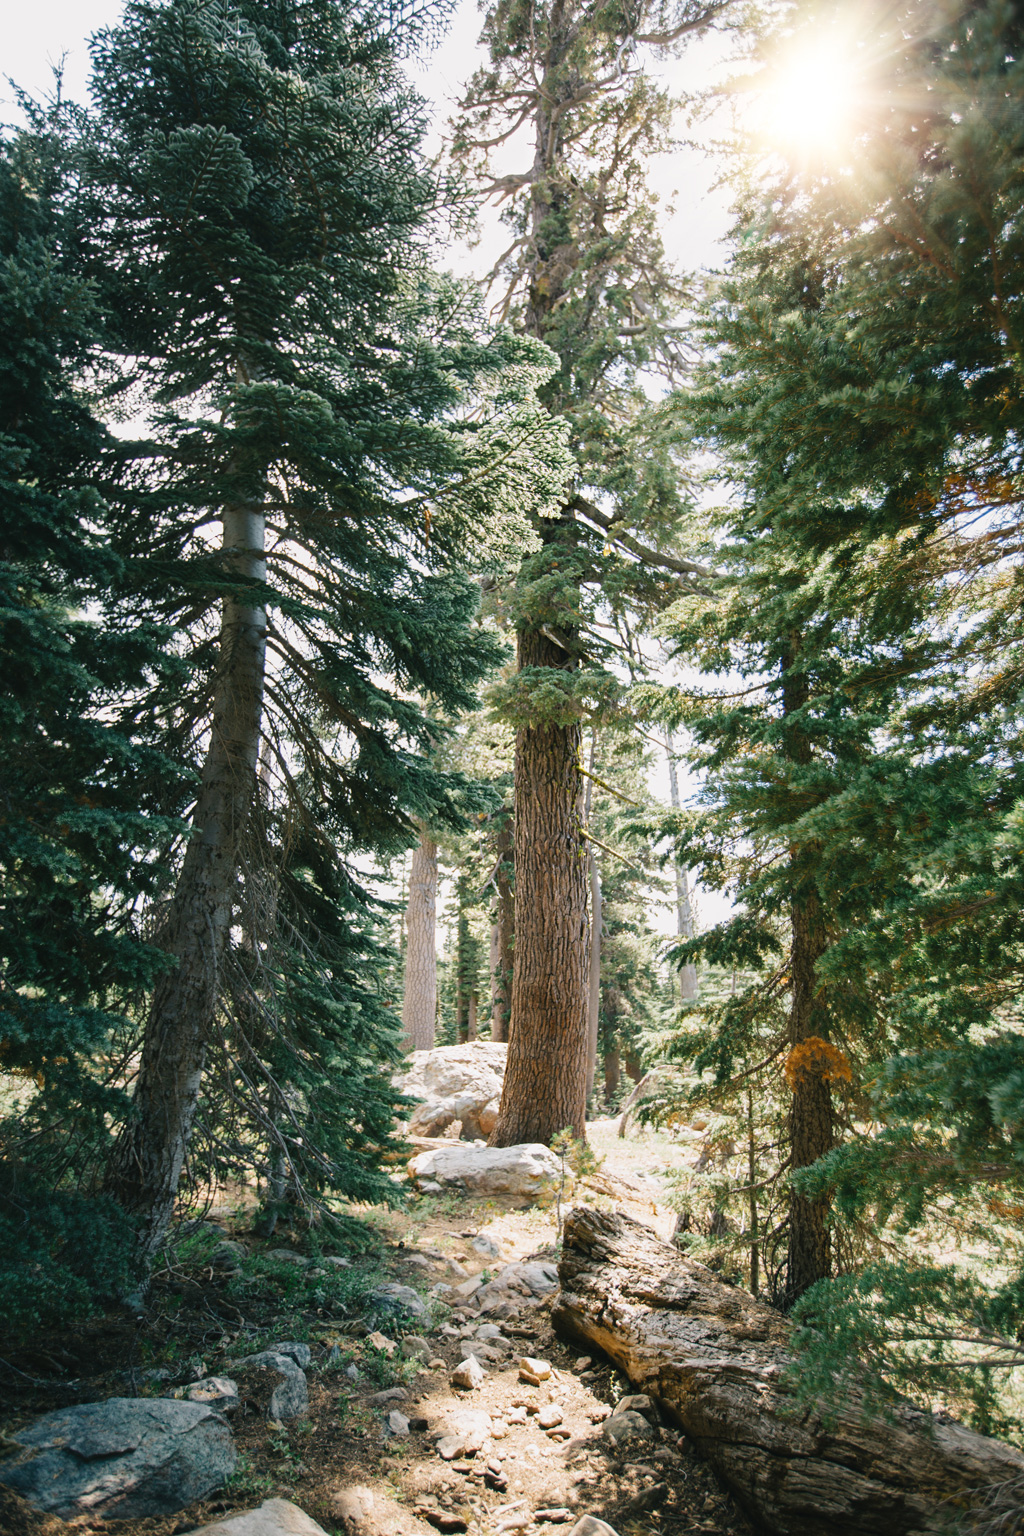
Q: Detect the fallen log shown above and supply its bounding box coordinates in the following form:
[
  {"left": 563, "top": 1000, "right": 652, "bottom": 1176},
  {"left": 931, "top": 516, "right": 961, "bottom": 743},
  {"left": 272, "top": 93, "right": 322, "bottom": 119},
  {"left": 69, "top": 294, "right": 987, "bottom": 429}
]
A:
[{"left": 552, "top": 1206, "right": 1024, "bottom": 1536}]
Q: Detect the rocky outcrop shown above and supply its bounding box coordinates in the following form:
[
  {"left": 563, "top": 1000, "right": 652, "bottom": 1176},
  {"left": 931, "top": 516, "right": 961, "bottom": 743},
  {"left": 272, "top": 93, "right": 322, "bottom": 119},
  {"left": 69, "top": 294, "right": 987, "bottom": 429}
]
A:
[
  {"left": 396, "top": 1042, "right": 507, "bottom": 1139},
  {"left": 0, "top": 1397, "right": 235, "bottom": 1521},
  {"left": 407, "top": 1142, "right": 570, "bottom": 1202},
  {"left": 552, "top": 1206, "right": 1024, "bottom": 1536}
]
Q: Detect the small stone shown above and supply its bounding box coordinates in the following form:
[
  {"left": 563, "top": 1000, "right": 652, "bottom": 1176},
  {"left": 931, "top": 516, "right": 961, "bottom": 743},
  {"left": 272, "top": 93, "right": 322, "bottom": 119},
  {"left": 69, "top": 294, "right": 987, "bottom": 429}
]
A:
[
  {"left": 518, "top": 1357, "right": 551, "bottom": 1383},
  {"left": 322, "top": 1254, "right": 352, "bottom": 1268},
  {"left": 427, "top": 1358, "right": 447, "bottom": 1370},
  {"left": 388, "top": 1410, "right": 411, "bottom": 1436},
  {"left": 331, "top": 1485, "right": 376, "bottom": 1534},
  {"left": 537, "top": 1405, "right": 563, "bottom": 1429},
  {"left": 573, "top": 1357, "right": 592, "bottom": 1372},
  {"left": 506, "top": 1407, "right": 528, "bottom": 1424},
  {"left": 546, "top": 1427, "right": 571, "bottom": 1441},
  {"left": 587, "top": 1405, "right": 611, "bottom": 1423},
  {"left": 420, "top": 1509, "right": 467, "bottom": 1533},
  {"left": 450, "top": 1356, "right": 485, "bottom": 1391},
  {"left": 472, "top": 1234, "right": 503, "bottom": 1259},
  {"left": 210, "top": 1240, "right": 246, "bottom": 1271},
  {"left": 436, "top": 1435, "right": 466, "bottom": 1461},
  {"left": 476, "top": 1323, "right": 506, "bottom": 1341},
  {"left": 535, "top": 1510, "right": 572, "bottom": 1523},
  {"left": 568, "top": 1519, "right": 619, "bottom": 1536},
  {"left": 367, "top": 1388, "right": 408, "bottom": 1407},
  {"left": 454, "top": 1276, "right": 483, "bottom": 1300},
  {"left": 601, "top": 1411, "right": 654, "bottom": 1447},
  {"left": 345, "top": 1363, "right": 361, "bottom": 1382},
  {"left": 268, "top": 1248, "right": 311, "bottom": 1267},
  {"left": 460, "top": 1340, "right": 502, "bottom": 1364},
  {"left": 613, "top": 1394, "right": 656, "bottom": 1424},
  {"left": 490, "top": 1419, "right": 509, "bottom": 1439},
  {"left": 366, "top": 1331, "right": 397, "bottom": 1357},
  {"left": 182, "top": 1377, "right": 239, "bottom": 1414},
  {"left": 270, "top": 1341, "right": 312, "bottom": 1370},
  {"left": 401, "top": 1335, "right": 431, "bottom": 1361}
]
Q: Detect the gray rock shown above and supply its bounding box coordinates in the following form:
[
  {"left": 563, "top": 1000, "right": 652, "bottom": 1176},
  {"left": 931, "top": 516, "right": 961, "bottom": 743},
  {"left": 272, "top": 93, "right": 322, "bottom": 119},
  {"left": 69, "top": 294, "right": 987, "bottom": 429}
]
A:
[
  {"left": 211, "top": 1240, "right": 247, "bottom": 1270},
  {"left": 387, "top": 1410, "right": 411, "bottom": 1437},
  {"left": 568, "top": 1520, "right": 619, "bottom": 1536},
  {"left": 270, "top": 1341, "right": 311, "bottom": 1370},
  {"left": 471, "top": 1234, "right": 502, "bottom": 1259},
  {"left": 366, "top": 1388, "right": 408, "bottom": 1407},
  {"left": 401, "top": 1334, "right": 431, "bottom": 1361},
  {"left": 322, "top": 1255, "right": 352, "bottom": 1268},
  {"left": 408, "top": 1143, "right": 569, "bottom": 1201},
  {"left": 192, "top": 1497, "right": 329, "bottom": 1535},
  {"left": 396, "top": 1041, "right": 507, "bottom": 1140},
  {"left": 612, "top": 1393, "right": 656, "bottom": 1424},
  {"left": 345, "top": 1362, "right": 361, "bottom": 1381},
  {"left": 0, "top": 1397, "right": 236, "bottom": 1520},
  {"left": 267, "top": 1249, "right": 311, "bottom": 1267},
  {"left": 330, "top": 1486, "right": 376, "bottom": 1533},
  {"left": 371, "top": 1282, "right": 428, "bottom": 1320},
  {"left": 600, "top": 1410, "right": 654, "bottom": 1447},
  {"left": 238, "top": 1352, "right": 308, "bottom": 1421}
]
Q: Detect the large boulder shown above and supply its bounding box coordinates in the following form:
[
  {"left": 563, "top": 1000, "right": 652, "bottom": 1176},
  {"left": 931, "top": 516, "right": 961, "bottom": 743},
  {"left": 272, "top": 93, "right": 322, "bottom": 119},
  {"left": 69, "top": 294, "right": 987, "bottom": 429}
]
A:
[
  {"left": 0, "top": 1398, "right": 235, "bottom": 1521},
  {"left": 396, "top": 1042, "right": 506, "bottom": 1140},
  {"left": 407, "top": 1142, "right": 571, "bottom": 1202}
]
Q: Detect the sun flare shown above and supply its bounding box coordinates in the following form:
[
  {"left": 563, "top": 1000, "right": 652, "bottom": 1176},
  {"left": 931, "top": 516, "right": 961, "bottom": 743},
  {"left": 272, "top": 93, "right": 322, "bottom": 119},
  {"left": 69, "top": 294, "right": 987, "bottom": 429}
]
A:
[{"left": 751, "top": 31, "right": 866, "bottom": 162}]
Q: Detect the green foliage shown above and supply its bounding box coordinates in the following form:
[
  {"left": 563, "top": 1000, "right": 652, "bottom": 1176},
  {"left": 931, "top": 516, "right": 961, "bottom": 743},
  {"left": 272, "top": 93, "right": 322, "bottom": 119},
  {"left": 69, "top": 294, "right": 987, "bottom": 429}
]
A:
[
  {"left": 0, "top": 1163, "right": 139, "bottom": 1341},
  {"left": 654, "top": 0, "right": 1024, "bottom": 1400}
]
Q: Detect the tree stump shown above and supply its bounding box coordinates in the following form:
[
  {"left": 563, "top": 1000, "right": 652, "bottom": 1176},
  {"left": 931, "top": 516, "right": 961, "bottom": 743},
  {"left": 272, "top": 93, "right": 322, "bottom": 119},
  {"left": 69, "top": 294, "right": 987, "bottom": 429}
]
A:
[{"left": 552, "top": 1206, "right": 1024, "bottom": 1536}]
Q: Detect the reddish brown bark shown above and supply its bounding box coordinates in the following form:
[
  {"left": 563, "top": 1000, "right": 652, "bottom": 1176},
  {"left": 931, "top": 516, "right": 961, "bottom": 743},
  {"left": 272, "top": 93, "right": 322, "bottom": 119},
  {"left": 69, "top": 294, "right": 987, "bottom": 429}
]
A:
[{"left": 489, "top": 622, "right": 589, "bottom": 1145}]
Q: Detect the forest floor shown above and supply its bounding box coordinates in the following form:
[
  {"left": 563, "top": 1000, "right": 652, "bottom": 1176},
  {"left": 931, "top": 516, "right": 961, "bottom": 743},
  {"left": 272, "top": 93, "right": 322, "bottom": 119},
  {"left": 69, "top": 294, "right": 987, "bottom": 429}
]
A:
[{"left": 0, "top": 1120, "right": 755, "bottom": 1536}]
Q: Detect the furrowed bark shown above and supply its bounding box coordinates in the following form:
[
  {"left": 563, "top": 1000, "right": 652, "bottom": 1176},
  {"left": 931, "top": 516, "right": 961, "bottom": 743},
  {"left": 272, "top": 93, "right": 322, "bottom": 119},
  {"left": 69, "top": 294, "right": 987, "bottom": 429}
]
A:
[
  {"left": 491, "top": 813, "right": 513, "bottom": 1043},
  {"left": 489, "top": 621, "right": 589, "bottom": 1144},
  {"left": 106, "top": 495, "right": 266, "bottom": 1270},
  {"left": 664, "top": 729, "right": 698, "bottom": 1001},
  {"left": 402, "top": 825, "right": 438, "bottom": 1052},
  {"left": 553, "top": 1206, "right": 1024, "bottom": 1536}
]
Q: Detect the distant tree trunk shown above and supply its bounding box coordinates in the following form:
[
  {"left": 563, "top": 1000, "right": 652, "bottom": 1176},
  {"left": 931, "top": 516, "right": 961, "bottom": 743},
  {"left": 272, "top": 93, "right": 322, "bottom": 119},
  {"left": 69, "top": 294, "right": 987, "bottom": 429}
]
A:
[
  {"left": 604, "top": 1043, "right": 620, "bottom": 1101},
  {"left": 782, "top": 633, "right": 833, "bottom": 1305},
  {"left": 491, "top": 813, "right": 513, "bottom": 1043},
  {"left": 467, "top": 992, "right": 478, "bottom": 1040},
  {"left": 584, "top": 731, "right": 600, "bottom": 1103},
  {"left": 489, "top": 621, "right": 589, "bottom": 1145},
  {"left": 664, "top": 730, "right": 698, "bottom": 1001},
  {"left": 402, "top": 826, "right": 437, "bottom": 1053},
  {"left": 106, "top": 492, "right": 266, "bottom": 1270},
  {"left": 587, "top": 848, "right": 601, "bottom": 1102}
]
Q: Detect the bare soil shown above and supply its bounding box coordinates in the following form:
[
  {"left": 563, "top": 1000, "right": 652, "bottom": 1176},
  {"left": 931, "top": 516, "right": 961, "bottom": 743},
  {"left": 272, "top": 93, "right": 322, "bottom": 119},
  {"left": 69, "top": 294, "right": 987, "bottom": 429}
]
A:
[{"left": 0, "top": 1123, "right": 753, "bottom": 1536}]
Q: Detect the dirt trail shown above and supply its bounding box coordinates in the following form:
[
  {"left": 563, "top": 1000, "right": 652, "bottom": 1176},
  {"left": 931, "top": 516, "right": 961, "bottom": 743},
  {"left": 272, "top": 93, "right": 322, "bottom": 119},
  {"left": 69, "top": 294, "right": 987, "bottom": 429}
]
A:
[{"left": 0, "top": 1122, "right": 754, "bottom": 1536}]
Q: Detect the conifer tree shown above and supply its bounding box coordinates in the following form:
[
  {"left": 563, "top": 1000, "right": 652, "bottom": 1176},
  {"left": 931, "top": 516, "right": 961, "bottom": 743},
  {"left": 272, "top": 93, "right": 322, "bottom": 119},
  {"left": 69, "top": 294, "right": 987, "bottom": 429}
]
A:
[
  {"left": 664, "top": 0, "right": 1024, "bottom": 1359},
  {"left": 0, "top": 120, "right": 184, "bottom": 1178},
  {"left": 58, "top": 0, "right": 571, "bottom": 1267},
  {"left": 452, "top": 0, "right": 726, "bottom": 1144}
]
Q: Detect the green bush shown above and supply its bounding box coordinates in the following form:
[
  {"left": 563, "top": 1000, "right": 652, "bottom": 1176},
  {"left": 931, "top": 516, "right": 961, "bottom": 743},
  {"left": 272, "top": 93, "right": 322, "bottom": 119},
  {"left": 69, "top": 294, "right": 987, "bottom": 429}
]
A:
[{"left": 0, "top": 1162, "right": 139, "bottom": 1340}]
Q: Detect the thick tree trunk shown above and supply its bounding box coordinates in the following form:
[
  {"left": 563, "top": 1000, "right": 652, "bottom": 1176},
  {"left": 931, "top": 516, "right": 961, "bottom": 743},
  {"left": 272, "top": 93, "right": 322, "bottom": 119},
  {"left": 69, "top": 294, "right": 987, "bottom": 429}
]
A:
[
  {"left": 489, "top": 622, "right": 589, "bottom": 1145},
  {"left": 467, "top": 992, "right": 478, "bottom": 1040},
  {"left": 553, "top": 1207, "right": 1024, "bottom": 1536},
  {"left": 106, "top": 497, "right": 266, "bottom": 1269},
  {"left": 402, "top": 826, "right": 437, "bottom": 1053},
  {"left": 664, "top": 730, "right": 698, "bottom": 1001},
  {"left": 491, "top": 813, "right": 513, "bottom": 1043}
]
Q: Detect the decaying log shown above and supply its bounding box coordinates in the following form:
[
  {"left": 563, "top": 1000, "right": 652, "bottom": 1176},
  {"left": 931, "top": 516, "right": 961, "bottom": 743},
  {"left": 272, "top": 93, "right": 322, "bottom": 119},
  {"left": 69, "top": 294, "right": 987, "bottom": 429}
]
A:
[{"left": 552, "top": 1206, "right": 1024, "bottom": 1536}]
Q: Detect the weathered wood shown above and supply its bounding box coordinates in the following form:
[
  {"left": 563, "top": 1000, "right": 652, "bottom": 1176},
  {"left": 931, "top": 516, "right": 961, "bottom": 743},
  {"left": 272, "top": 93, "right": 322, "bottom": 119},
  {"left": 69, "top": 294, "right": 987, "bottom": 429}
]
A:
[{"left": 552, "top": 1206, "right": 1024, "bottom": 1536}]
